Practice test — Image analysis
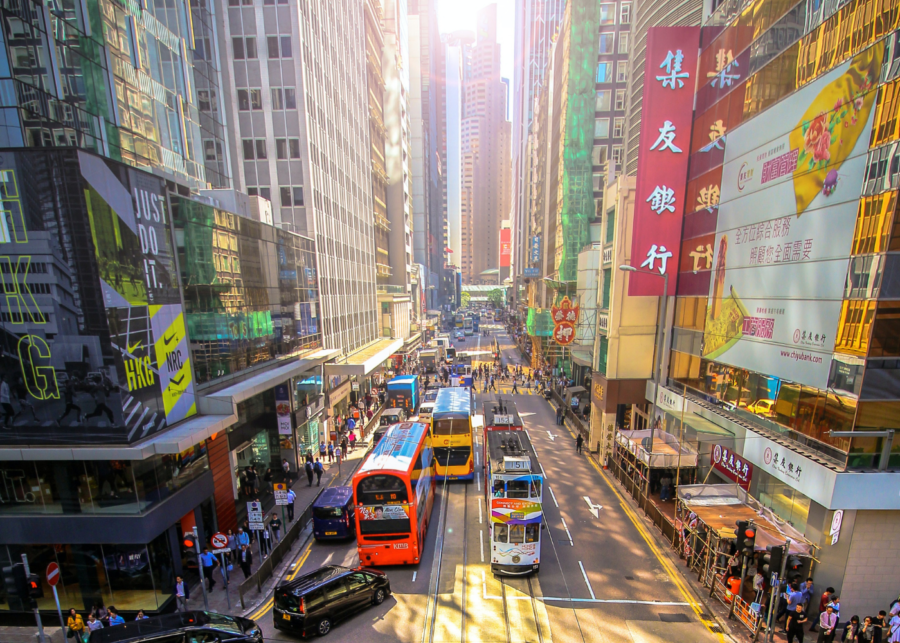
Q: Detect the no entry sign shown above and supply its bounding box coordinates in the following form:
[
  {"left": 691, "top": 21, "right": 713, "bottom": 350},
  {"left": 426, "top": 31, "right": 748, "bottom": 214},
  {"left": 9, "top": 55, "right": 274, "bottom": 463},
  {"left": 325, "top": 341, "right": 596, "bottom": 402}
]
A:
[
  {"left": 46, "top": 562, "right": 60, "bottom": 587},
  {"left": 210, "top": 532, "right": 229, "bottom": 550}
]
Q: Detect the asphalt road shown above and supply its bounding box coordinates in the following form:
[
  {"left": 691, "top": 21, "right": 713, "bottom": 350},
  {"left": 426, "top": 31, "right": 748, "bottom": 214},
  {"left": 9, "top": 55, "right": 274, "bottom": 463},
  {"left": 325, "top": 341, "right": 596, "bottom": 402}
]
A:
[{"left": 251, "top": 326, "right": 723, "bottom": 643}]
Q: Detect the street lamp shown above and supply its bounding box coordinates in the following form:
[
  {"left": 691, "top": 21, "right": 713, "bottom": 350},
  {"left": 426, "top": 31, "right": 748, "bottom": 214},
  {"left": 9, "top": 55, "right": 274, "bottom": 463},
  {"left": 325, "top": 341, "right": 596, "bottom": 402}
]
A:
[{"left": 619, "top": 264, "right": 669, "bottom": 484}]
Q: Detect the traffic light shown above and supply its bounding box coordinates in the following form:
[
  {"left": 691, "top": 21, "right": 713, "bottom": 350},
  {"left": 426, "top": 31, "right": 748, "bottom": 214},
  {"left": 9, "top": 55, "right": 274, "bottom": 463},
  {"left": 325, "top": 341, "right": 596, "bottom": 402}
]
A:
[
  {"left": 26, "top": 573, "right": 42, "bottom": 599},
  {"left": 761, "top": 544, "right": 784, "bottom": 577},
  {"left": 2, "top": 564, "right": 27, "bottom": 600},
  {"left": 786, "top": 555, "right": 803, "bottom": 581},
  {"left": 742, "top": 525, "right": 757, "bottom": 556},
  {"left": 183, "top": 531, "right": 198, "bottom": 552}
]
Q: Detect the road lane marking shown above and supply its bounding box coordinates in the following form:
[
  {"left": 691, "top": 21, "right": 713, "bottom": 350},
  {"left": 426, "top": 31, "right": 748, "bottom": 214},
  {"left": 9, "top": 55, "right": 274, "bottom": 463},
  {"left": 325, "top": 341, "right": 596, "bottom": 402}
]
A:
[
  {"left": 560, "top": 517, "right": 573, "bottom": 545},
  {"left": 547, "top": 485, "right": 559, "bottom": 508},
  {"left": 480, "top": 530, "right": 485, "bottom": 562},
  {"left": 546, "top": 431, "right": 556, "bottom": 441},
  {"left": 578, "top": 561, "right": 596, "bottom": 600},
  {"left": 479, "top": 497, "right": 483, "bottom": 523},
  {"left": 539, "top": 463, "right": 546, "bottom": 477},
  {"left": 413, "top": 571, "right": 417, "bottom": 582},
  {"left": 542, "top": 597, "right": 690, "bottom": 605},
  {"left": 583, "top": 496, "right": 603, "bottom": 518},
  {"left": 476, "top": 471, "right": 482, "bottom": 492}
]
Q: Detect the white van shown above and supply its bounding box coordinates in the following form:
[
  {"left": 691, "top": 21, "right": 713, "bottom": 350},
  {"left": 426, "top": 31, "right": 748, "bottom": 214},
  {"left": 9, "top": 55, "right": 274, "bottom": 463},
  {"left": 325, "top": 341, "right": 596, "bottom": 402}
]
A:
[{"left": 418, "top": 401, "right": 436, "bottom": 422}]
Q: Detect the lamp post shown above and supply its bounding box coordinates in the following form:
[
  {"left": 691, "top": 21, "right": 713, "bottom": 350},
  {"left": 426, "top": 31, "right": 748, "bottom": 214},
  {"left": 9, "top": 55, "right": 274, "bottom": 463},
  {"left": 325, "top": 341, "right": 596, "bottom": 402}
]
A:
[{"left": 619, "top": 264, "right": 669, "bottom": 490}]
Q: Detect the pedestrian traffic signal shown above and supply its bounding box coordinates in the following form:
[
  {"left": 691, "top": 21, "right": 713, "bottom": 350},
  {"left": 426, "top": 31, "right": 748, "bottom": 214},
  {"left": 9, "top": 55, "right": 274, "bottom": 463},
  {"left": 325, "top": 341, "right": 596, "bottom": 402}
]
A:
[
  {"left": 3, "top": 564, "right": 27, "bottom": 600},
  {"left": 742, "top": 525, "right": 757, "bottom": 556},
  {"left": 26, "top": 573, "right": 43, "bottom": 599},
  {"left": 786, "top": 555, "right": 803, "bottom": 580},
  {"left": 762, "top": 544, "right": 784, "bottom": 576},
  {"left": 734, "top": 520, "right": 748, "bottom": 543},
  {"left": 183, "top": 532, "right": 198, "bottom": 551}
]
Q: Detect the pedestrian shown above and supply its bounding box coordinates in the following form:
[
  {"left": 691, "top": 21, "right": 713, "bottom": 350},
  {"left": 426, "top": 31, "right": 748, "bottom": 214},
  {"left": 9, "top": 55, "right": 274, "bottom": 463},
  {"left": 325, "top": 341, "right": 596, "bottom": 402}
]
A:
[
  {"left": 812, "top": 588, "right": 836, "bottom": 632},
  {"left": 239, "top": 544, "right": 253, "bottom": 578},
  {"left": 270, "top": 512, "right": 282, "bottom": 542},
  {"left": 349, "top": 431, "right": 357, "bottom": 452},
  {"left": 259, "top": 524, "right": 272, "bottom": 558},
  {"left": 489, "top": 376, "right": 496, "bottom": 391},
  {"left": 556, "top": 405, "right": 563, "bottom": 425},
  {"left": 841, "top": 616, "right": 861, "bottom": 643},
  {"left": 576, "top": 433, "right": 584, "bottom": 454},
  {"left": 314, "top": 458, "right": 324, "bottom": 486},
  {"left": 237, "top": 527, "right": 250, "bottom": 549},
  {"left": 244, "top": 466, "right": 257, "bottom": 495},
  {"left": 817, "top": 604, "right": 838, "bottom": 643},
  {"left": 174, "top": 576, "right": 189, "bottom": 612},
  {"left": 67, "top": 608, "right": 85, "bottom": 641},
  {"left": 335, "top": 444, "right": 342, "bottom": 462},
  {"left": 305, "top": 459, "right": 314, "bottom": 486},
  {"left": 787, "top": 604, "right": 808, "bottom": 643},
  {"left": 859, "top": 616, "right": 877, "bottom": 643},
  {"left": 286, "top": 488, "right": 296, "bottom": 521},
  {"left": 107, "top": 607, "right": 124, "bottom": 626},
  {"left": 86, "top": 614, "right": 103, "bottom": 634},
  {"left": 341, "top": 435, "right": 349, "bottom": 455},
  {"left": 890, "top": 610, "right": 900, "bottom": 643},
  {"left": 200, "top": 548, "right": 217, "bottom": 591},
  {"left": 328, "top": 442, "right": 335, "bottom": 463},
  {"left": 226, "top": 528, "right": 237, "bottom": 562},
  {"left": 135, "top": 610, "right": 149, "bottom": 620},
  {"left": 282, "top": 458, "right": 291, "bottom": 481},
  {"left": 319, "top": 442, "right": 326, "bottom": 460},
  {"left": 801, "top": 577, "right": 816, "bottom": 614},
  {"left": 874, "top": 611, "right": 889, "bottom": 642},
  {"left": 660, "top": 474, "right": 672, "bottom": 501},
  {"left": 512, "top": 377, "right": 518, "bottom": 394}
]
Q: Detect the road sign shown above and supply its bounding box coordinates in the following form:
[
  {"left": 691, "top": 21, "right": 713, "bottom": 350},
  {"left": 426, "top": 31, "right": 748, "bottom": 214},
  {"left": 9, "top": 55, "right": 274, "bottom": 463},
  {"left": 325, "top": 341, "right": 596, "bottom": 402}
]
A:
[
  {"left": 273, "top": 483, "right": 289, "bottom": 506},
  {"left": 247, "top": 501, "right": 264, "bottom": 530},
  {"left": 210, "top": 532, "right": 228, "bottom": 550},
  {"left": 45, "top": 563, "right": 59, "bottom": 587}
]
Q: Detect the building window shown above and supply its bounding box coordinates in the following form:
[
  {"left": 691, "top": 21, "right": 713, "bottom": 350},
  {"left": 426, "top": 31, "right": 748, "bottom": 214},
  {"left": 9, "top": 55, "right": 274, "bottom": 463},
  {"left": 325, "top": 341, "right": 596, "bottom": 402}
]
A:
[
  {"left": 238, "top": 89, "right": 263, "bottom": 111},
  {"left": 255, "top": 139, "right": 266, "bottom": 159},
  {"left": 612, "top": 145, "right": 624, "bottom": 168},
  {"left": 599, "top": 32, "right": 615, "bottom": 54},
  {"left": 276, "top": 138, "right": 302, "bottom": 159},
  {"left": 594, "top": 118, "right": 610, "bottom": 139},
  {"left": 618, "top": 32, "right": 630, "bottom": 54},
  {"left": 242, "top": 139, "right": 267, "bottom": 160},
  {"left": 615, "top": 89, "right": 626, "bottom": 110},
  {"left": 281, "top": 187, "right": 304, "bottom": 207},
  {"left": 290, "top": 139, "right": 301, "bottom": 158},
  {"left": 616, "top": 61, "right": 628, "bottom": 82},
  {"left": 620, "top": 3, "right": 632, "bottom": 24},
  {"left": 592, "top": 145, "right": 608, "bottom": 167},
  {"left": 613, "top": 117, "right": 625, "bottom": 138},
  {"left": 242, "top": 139, "right": 254, "bottom": 160},
  {"left": 271, "top": 88, "right": 297, "bottom": 110},
  {"left": 598, "top": 3, "right": 616, "bottom": 24},
  {"left": 268, "top": 36, "right": 292, "bottom": 58},
  {"left": 249, "top": 186, "right": 273, "bottom": 200},
  {"left": 232, "top": 37, "right": 257, "bottom": 59},
  {"left": 596, "top": 62, "right": 613, "bottom": 83},
  {"left": 595, "top": 89, "right": 611, "bottom": 112}
]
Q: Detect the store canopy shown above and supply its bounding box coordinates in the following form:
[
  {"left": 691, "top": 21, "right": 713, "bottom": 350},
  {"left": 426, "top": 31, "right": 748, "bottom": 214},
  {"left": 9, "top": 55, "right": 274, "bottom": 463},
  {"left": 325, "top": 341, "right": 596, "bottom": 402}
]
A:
[
  {"left": 571, "top": 349, "right": 592, "bottom": 367},
  {"left": 617, "top": 428, "right": 699, "bottom": 468},
  {"left": 324, "top": 338, "right": 403, "bottom": 376},
  {"left": 677, "top": 484, "right": 813, "bottom": 555}
]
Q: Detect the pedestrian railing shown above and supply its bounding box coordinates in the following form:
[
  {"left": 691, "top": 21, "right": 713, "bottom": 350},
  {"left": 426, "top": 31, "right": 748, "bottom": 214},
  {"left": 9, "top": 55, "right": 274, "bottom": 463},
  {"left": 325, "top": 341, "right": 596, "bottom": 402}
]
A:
[
  {"left": 237, "top": 489, "right": 322, "bottom": 609},
  {"left": 733, "top": 594, "right": 762, "bottom": 636}
]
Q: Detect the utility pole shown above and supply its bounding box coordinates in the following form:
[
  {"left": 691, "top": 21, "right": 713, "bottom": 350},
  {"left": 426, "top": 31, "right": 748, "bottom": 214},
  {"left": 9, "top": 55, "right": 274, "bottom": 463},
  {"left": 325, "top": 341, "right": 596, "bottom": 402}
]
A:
[
  {"left": 765, "top": 539, "right": 791, "bottom": 643},
  {"left": 193, "top": 526, "right": 210, "bottom": 612}
]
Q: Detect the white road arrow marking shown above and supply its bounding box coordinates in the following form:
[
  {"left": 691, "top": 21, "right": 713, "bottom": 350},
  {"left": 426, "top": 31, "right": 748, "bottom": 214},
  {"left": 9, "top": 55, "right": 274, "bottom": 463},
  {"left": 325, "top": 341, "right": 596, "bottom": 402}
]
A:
[
  {"left": 519, "top": 412, "right": 536, "bottom": 418},
  {"left": 583, "top": 496, "right": 603, "bottom": 519},
  {"left": 546, "top": 431, "right": 556, "bottom": 441}
]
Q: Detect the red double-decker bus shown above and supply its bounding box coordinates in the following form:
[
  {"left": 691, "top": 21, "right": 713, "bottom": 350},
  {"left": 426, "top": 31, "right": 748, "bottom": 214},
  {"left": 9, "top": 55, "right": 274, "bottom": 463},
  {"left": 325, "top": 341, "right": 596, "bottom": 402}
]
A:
[{"left": 353, "top": 421, "right": 436, "bottom": 566}]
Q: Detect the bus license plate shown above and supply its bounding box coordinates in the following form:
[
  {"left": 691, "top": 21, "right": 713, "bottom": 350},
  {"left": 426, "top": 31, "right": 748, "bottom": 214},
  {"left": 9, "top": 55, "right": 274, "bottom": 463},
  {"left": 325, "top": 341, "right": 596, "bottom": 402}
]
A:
[
  {"left": 325, "top": 531, "right": 337, "bottom": 535},
  {"left": 393, "top": 543, "right": 409, "bottom": 549}
]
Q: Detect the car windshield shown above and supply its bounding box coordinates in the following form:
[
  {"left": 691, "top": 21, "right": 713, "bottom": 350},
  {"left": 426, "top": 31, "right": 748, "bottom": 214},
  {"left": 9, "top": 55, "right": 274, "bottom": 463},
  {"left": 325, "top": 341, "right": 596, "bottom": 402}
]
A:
[{"left": 205, "top": 613, "right": 243, "bottom": 633}]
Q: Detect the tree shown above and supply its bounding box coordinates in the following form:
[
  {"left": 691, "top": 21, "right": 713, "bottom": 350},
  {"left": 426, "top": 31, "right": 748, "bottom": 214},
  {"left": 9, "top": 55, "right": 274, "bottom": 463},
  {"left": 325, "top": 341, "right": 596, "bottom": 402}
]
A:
[
  {"left": 460, "top": 292, "right": 471, "bottom": 307},
  {"left": 487, "top": 289, "right": 504, "bottom": 307}
]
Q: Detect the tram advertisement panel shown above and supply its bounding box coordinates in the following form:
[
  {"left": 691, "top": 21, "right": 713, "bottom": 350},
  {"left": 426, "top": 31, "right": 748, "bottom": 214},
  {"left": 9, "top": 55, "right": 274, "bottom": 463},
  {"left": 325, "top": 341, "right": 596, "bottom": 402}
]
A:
[{"left": 491, "top": 498, "right": 542, "bottom": 524}]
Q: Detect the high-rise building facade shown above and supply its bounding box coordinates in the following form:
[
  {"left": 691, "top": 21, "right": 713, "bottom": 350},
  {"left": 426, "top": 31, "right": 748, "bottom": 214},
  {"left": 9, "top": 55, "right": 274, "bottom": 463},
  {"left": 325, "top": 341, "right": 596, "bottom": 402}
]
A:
[{"left": 218, "top": 0, "right": 378, "bottom": 353}]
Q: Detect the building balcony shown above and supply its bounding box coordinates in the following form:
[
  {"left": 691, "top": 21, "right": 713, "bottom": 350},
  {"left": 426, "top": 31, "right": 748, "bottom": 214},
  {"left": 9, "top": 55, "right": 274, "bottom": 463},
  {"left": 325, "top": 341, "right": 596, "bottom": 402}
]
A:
[
  {"left": 375, "top": 212, "right": 391, "bottom": 231},
  {"left": 376, "top": 262, "right": 392, "bottom": 278}
]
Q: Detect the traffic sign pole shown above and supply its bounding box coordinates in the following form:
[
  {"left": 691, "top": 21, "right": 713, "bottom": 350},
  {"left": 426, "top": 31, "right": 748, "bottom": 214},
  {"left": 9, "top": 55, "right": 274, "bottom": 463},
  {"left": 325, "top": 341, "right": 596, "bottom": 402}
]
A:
[
  {"left": 46, "top": 563, "right": 64, "bottom": 634},
  {"left": 21, "top": 555, "right": 45, "bottom": 643},
  {"left": 193, "top": 526, "right": 209, "bottom": 612}
]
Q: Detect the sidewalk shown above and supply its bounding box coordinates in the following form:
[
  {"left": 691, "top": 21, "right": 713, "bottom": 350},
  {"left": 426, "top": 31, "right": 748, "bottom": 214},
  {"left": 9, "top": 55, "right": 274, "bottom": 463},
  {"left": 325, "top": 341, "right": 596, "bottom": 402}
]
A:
[{"left": 186, "top": 436, "right": 373, "bottom": 617}]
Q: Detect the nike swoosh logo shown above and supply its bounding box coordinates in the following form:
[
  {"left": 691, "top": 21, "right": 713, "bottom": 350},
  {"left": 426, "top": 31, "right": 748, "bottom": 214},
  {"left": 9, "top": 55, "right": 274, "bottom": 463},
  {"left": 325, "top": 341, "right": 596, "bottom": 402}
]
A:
[
  {"left": 164, "top": 333, "right": 177, "bottom": 345},
  {"left": 128, "top": 341, "right": 142, "bottom": 354},
  {"left": 171, "top": 374, "right": 185, "bottom": 386}
]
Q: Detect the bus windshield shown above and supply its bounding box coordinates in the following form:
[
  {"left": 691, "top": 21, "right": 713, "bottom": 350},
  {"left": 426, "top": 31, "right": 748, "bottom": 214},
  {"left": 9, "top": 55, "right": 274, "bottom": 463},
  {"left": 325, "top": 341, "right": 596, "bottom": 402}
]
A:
[{"left": 433, "top": 418, "right": 470, "bottom": 435}]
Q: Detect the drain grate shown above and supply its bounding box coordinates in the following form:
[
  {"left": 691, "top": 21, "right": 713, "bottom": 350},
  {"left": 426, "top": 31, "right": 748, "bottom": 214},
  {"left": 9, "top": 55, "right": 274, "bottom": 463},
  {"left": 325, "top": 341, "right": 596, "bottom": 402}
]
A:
[
  {"left": 709, "top": 625, "right": 724, "bottom": 633},
  {"left": 658, "top": 613, "right": 691, "bottom": 623}
]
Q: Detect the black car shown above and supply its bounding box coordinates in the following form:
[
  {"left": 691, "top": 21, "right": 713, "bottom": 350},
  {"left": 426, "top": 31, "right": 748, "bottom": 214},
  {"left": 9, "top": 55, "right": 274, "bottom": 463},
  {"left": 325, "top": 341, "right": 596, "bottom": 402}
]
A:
[
  {"left": 87, "top": 611, "right": 261, "bottom": 643},
  {"left": 273, "top": 565, "right": 391, "bottom": 637}
]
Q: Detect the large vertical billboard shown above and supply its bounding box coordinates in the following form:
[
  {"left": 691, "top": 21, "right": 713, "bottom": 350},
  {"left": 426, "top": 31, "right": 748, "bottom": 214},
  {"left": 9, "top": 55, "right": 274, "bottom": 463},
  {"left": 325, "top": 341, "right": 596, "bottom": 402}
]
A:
[
  {"left": 0, "top": 149, "right": 195, "bottom": 445},
  {"left": 628, "top": 27, "right": 700, "bottom": 297},
  {"left": 701, "top": 46, "right": 882, "bottom": 389},
  {"left": 499, "top": 228, "right": 511, "bottom": 267}
]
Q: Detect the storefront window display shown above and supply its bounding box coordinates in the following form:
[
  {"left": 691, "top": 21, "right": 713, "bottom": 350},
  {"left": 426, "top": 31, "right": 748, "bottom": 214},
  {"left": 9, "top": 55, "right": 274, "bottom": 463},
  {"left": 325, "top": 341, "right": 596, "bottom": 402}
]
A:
[
  {"left": 0, "top": 530, "right": 176, "bottom": 613},
  {"left": 229, "top": 392, "right": 283, "bottom": 502}
]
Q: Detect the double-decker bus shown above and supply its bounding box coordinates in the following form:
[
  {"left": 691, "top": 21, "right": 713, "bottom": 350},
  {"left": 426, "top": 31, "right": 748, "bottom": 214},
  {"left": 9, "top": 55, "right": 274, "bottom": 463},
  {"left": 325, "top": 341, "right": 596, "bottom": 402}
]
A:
[
  {"left": 454, "top": 312, "right": 465, "bottom": 328},
  {"left": 463, "top": 316, "right": 474, "bottom": 336},
  {"left": 431, "top": 387, "right": 474, "bottom": 481},
  {"left": 485, "top": 430, "right": 543, "bottom": 575},
  {"left": 386, "top": 375, "right": 420, "bottom": 413},
  {"left": 353, "top": 422, "right": 436, "bottom": 566}
]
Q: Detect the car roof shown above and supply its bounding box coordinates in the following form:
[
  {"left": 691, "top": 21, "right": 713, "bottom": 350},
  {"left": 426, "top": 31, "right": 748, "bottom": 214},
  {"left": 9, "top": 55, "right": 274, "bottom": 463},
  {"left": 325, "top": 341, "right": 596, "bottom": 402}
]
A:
[
  {"left": 87, "top": 612, "right": 242, "bottom": 643},
  {"left": 278, "top": 565, "right": 354, "bottom": 595},
  {"left": 313, "top": 486, "right": 353, "bottom": 506}
]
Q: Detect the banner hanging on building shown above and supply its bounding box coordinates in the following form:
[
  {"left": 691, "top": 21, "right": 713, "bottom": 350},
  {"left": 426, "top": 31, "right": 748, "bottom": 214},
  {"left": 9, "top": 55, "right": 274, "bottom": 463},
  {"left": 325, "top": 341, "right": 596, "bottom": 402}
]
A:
[
  {"left": 628, "top": 27, "right": 700, "bottom": 297},
  {"left": 499, "top": 228, "right": 511, "bottom": 267},
  {"left": 701, "top": 46, "right": 881, "bottom": 389}
]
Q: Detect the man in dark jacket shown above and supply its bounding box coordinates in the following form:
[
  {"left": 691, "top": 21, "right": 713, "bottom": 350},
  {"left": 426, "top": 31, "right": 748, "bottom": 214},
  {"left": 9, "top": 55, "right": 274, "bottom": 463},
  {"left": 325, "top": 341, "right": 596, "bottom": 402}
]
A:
[
  {"left": 305, "top": 460, "right": 314, "bottom": 486},
  {"left": 239, "top": 544, "right": 253, "bottom": 579}
]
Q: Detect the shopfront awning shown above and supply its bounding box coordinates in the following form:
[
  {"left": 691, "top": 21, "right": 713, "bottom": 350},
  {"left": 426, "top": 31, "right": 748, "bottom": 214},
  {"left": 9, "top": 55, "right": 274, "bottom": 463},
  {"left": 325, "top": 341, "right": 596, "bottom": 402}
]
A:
[
  {"left": 398, "top": 332, "right": 423, "bottom": 355},
  {"left": 324, "top": 338, "right": 404, "bottom": 377},
  {"left": 571, "top": 349, "right": 593, "bottom": 367}
]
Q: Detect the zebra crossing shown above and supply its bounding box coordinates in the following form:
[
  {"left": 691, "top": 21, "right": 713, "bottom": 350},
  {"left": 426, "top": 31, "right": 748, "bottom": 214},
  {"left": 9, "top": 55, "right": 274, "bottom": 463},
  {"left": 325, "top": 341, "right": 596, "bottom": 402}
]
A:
[{"left": 477, "top": 385, "right": 542, "bottom": 395}]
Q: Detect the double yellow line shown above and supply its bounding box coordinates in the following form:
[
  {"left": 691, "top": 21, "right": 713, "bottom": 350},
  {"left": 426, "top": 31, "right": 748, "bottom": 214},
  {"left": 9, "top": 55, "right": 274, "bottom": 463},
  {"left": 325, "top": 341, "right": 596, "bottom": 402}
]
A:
[
  {"left": 247, "top": 541, "right": 314, "bottom": 621},
  {"left": 557, "top": 409, "right": 726, "bottom": 643}
]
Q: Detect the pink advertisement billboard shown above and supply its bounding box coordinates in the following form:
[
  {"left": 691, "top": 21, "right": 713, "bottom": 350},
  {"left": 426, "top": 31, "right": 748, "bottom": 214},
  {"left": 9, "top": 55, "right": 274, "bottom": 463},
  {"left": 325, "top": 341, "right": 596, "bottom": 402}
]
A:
[{"left": 628, "top": 27, "right": 700, "bottom": 297}]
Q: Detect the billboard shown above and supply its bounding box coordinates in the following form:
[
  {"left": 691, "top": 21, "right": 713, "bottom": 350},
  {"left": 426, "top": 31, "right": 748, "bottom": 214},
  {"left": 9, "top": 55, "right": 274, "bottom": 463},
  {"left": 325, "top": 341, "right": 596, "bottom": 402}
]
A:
[
  {"left": 0, "top": 150, "right": 197, "bottom": 445},
  {"left": 702, "top": 46, "right": 882, "bottom": 389},
  {"left": 628, "top": 27, "right": 700, "bottom": 297},
  {"left": 499, "top": 228, "right": 511, "bottom": 267}
]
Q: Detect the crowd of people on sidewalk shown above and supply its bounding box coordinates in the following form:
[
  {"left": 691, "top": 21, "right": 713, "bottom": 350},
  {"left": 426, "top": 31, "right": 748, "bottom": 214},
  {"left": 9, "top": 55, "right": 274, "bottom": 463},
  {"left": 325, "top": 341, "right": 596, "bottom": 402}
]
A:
[{"left": 65, "top": 604, "right": 148, "bottom": 641}]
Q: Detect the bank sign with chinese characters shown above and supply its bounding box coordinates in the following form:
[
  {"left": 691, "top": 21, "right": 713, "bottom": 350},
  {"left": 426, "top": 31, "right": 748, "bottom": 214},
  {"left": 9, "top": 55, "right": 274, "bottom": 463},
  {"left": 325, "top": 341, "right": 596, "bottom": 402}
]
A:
[
  {"left": 702, "top": 47, "right": 881, "bottom": 389},
  {"left": 711, "top": 444, "right": 753, "bottom": 490},
  {"left": 628, "top": 27, "right": 700, "bottom": 297}
]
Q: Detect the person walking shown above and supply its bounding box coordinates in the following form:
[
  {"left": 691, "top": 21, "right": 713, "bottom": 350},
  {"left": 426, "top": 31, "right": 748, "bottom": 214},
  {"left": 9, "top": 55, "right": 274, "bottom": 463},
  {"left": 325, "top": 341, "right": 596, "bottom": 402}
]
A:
[
  {"left": 286, "top": 488, "right": 296, "bottom": 522},
  {"left": 811, "top": 588, "right": 835, "bottom": 632},
  {"left": 270, "top": 512, "right": 282, "bottom": 542},
  {"left": 341, "top": 435, "right": 349, "bottom": 456},
  {"left": 556, "top": 405, "right": 563, "bottom": 425},
  {"left": 314, "top": 458, "right": 324, "bottom": 486},
  {"left": 328, "top": 442, "right": 335, "bottom": 463},
  {"left": 226, "top": 528, "right": 237, "bottom": 563},
  {"left": 282, "top": 458, "right": 291, "bottom": 481},
  {"left": 841, "top": 616, "right": 861, "bottom": 643},
  {"left": 787, "top": 604, "right": 809, "bottom": 643},
  {"left": 305, "top": 459, "right": 314, "bottom": 487},
  {"left": 200, "top": 548, "right": 217, "bottom": 591},
  {"left": 237, "top": 527, "right": 250, "bottom": 550},
  {"left": 576, "top": 433, "right": 584, "bottom": 454},
  {"left": 489, "top": 375, "right": 496, "bottom": 392},
  {"left": 335, "top": 444, "right": 342, "bottom": 463},
  {"left": 817, "top": 604, "right": 838, "bottom": 643},
  {"left": 259, "top": 524, "right": 272, "bottom": 558},
  {"left": 511, "top": 377, "right": 519, "bottom": 394},
  {"left": 174, "top": 576, "right": 189, "bottom": 612},
  {"left": 319, "top": 442, "right": 327, "bottom": 461},
  {"left": 263, "top": 467, "right": 273, "bottom": 493},
  {"left": 239, "top": 544, "right": 253, "bottom": 579},
  {"left": 349, "top": 431, "right": 357, "bottom": 452},
  {"left": 86, "top": 614, "right": 103, "bottom": 635}
]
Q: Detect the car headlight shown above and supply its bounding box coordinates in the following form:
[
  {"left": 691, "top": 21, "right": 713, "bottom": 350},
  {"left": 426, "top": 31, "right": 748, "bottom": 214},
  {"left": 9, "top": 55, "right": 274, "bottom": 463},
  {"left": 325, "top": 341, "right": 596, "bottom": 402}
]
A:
[{"left": 247, "top": 626, "right": 262, "bottom": 640}]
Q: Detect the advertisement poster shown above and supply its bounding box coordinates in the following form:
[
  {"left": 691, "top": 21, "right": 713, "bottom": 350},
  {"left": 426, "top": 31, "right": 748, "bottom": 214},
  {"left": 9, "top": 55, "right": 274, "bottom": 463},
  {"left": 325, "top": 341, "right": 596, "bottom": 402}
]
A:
[
  {"left": 490, "top": 498, "right": 542, "bottom": 524},
  {"left": 500, "top": 228, "right": 511, "bottom": 267},
  {"left": 629, "top": 27, "right": 700, "bottom": 296},
  {"left": 275, "top": 384, "right": 292, "bottom": 436},
  {"left": 357, "top": 504, "right": 410, "bottom": 521},
  {"left": 702, "top": 47, "right": 881, "bottom": 389}
]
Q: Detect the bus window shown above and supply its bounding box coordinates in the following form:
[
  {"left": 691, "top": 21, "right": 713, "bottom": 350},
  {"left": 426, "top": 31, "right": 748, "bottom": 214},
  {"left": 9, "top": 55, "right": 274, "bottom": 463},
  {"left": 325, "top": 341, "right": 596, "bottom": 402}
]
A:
[
  {"left": 356, "top": 474, "right": 409, "bottom": 504},
  {"left": 530, "top": 480, "right": 542, "bottom": 498},
  {"left": 509, "top": 524, "right": 525, "bottom": 544},
  {"left": 493, "top": 480, "right": 505, "bottom": 497},
  {"left": 507, "top": 480, "right": 529, "bottom": 499},
  {"left": 493, "top": 523, "right": 508, "bottom": 543},
  {"left": 433, "top": 418, "right": 467, "bottom": 435},
  {"left": 526, "top": 524, "right": 540, "bottom": 543}
]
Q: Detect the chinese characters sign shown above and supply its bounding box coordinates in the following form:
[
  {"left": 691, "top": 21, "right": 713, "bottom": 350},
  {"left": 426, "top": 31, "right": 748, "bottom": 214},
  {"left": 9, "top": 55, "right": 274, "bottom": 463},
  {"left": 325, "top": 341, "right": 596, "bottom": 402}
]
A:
[
  {"left": 711, "top": 444, "right": 753, "bottom": 490},
  {"left": 551, "top": 296, "right": 579, "bottom": 345},
  {"left": 530, "top": 236, "right": 541, "bottom": 264},
  {"left": 629, "top": 27, "right": 700, "bottom": 296}
]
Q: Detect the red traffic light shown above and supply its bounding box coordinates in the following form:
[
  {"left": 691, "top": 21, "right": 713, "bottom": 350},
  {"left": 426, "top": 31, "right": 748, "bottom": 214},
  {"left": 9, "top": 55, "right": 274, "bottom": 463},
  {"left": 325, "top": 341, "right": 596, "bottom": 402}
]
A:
[
  {"left": 183, "top": 533, "right": 197, "bottom": 549},
  {"left": 744, "top": 528, "right": 757, "bottom": 538}
]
